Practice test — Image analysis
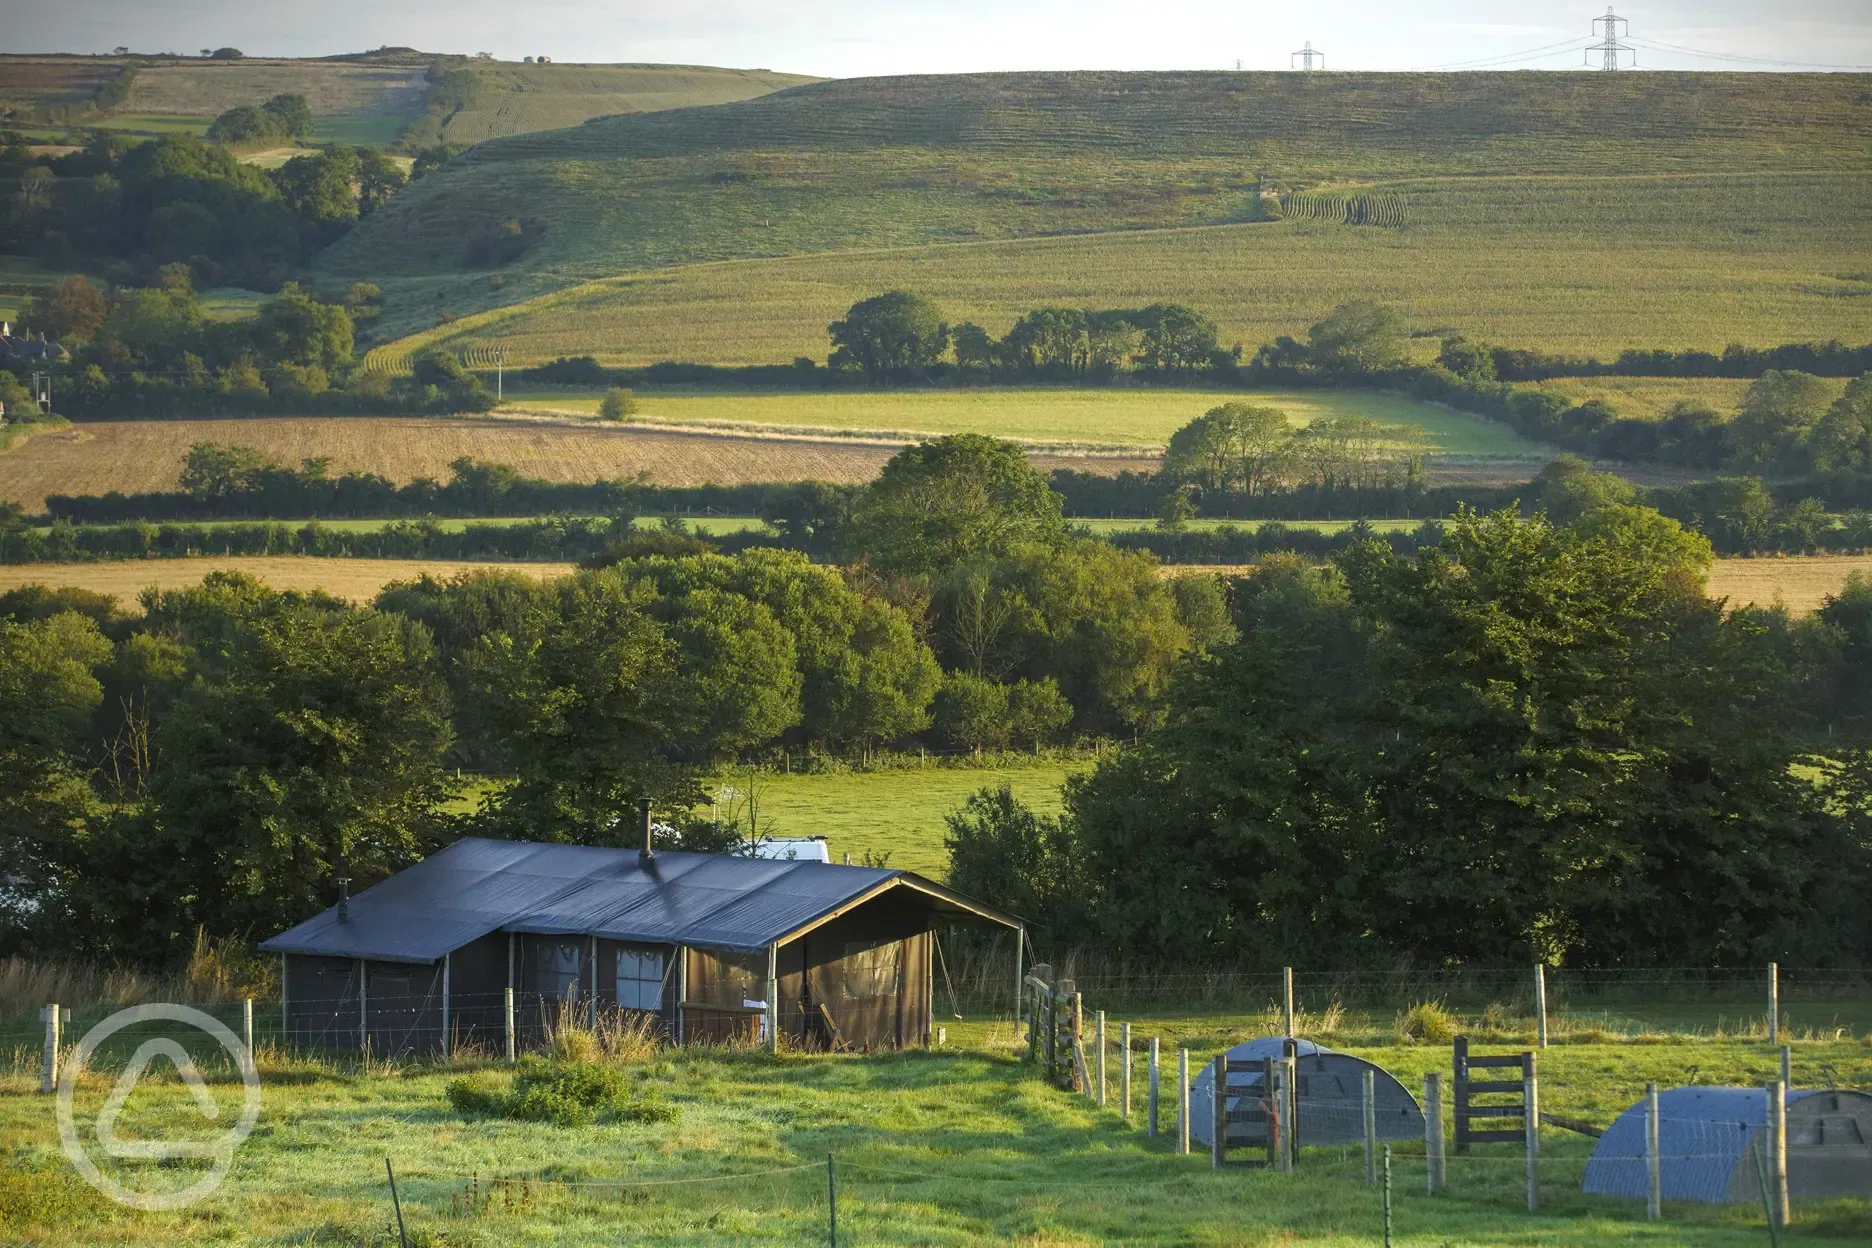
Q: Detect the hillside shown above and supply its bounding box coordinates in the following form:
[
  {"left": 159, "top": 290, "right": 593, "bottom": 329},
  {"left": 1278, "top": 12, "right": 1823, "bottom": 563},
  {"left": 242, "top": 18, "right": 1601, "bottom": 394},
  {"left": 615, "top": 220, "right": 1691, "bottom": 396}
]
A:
[
  {"left": 325, "top": 70, "right": 1872, "bottom": 356},
  {"left": 2, "top": 54, "right": 814, "bottom": 150}
]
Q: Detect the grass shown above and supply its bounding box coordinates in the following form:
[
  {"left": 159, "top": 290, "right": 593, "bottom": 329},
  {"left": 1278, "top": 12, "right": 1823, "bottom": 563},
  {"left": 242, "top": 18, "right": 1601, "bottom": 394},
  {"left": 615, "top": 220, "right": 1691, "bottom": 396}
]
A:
[
  {"left": 2, "top": 1025, "right": 1867, "bottom": 1244},
  {"left": 708, "top": 760, "right": 1083, "bottom": 875},
  {"left": 1530, "top": 375, "right": 1852, "bottom": 423},
  {"left": 398, "top": 63, "right": 821, "bottom": 148},
  {"left": 117, "top": 60, "right": 430, "bottom": 122},
  {"left": 0, "top": 557, "right": 575, "bottom": 606},
  {"left": 326, "top": 70, "right": 1872, "bottom": 355},
  {"left": 498, "top": 386, "right": 1550, "bottom": 458}
]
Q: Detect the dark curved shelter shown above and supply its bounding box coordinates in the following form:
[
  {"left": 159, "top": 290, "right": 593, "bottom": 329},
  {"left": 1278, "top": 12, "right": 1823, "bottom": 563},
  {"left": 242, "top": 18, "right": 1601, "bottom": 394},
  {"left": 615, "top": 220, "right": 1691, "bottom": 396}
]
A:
[
  {"left": 1189, "top": 1037, "right": 1424, "bottom": 1148},
  {"left": 260, "top": 835, "right": 1020, "bottom": 1057}
]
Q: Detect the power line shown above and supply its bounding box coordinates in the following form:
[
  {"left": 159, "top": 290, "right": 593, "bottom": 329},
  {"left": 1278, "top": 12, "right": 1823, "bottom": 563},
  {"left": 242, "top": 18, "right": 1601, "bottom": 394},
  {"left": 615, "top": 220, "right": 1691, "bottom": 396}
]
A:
[
  {"left": 1624, "top": 36, "right": 1872, "bottom": 71},
  {"left": 1406, "top": 37, "right": 1591, "bottom": 73}
]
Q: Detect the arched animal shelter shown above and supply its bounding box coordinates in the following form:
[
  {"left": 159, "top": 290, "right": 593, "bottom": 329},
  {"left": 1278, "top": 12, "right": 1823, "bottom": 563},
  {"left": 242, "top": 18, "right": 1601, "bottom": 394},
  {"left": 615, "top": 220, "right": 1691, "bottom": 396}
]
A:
[
  {"left": 1189, "top": 1038, "right": 1424, "bottom": 1149},
  {"left": 1583, "top": 1087, "right": 1872, "bottom": 1204}
]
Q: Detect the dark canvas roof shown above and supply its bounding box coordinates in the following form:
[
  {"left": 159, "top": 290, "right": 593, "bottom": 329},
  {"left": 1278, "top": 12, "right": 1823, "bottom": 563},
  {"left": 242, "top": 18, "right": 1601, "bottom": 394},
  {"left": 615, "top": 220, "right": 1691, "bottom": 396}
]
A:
[{"left": 260, "top": 837, "right": 1015, "bottom": 964}]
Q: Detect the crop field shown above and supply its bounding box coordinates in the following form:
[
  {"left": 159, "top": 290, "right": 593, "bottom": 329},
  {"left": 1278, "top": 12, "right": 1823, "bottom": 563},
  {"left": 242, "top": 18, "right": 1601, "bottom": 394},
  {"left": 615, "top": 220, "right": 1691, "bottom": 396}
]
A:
[
  {"left": 2, "top": 1031, "right": 1868, "bottom": 1245},
  {"left": 0, "top": 557, "right": 574, "bottom": 605},
  {"left": 398, "top": 63, "right": 820, "bottom": 148},
  {"left": 502, "top": 386, "right": 1546, "bottom": 457},
  {"left": 0, "top": 57, "right": 124, "bottom": 114},
  {"left": 1528, "top": 375, "right": 1854, "bottom": 423},
  {"left": 0, "top": 417, "right": 926, "bottom": 513},
  {"left": 1706, "top": 555, "right": 1872, "bottom": 616},
  {"left": 370, "top": 169, "right": 1872, "bottom": 364}
]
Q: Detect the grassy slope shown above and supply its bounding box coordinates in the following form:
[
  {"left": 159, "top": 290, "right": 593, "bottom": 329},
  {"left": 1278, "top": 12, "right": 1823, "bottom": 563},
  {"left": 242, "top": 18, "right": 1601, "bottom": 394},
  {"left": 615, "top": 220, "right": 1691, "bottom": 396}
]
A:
[
  {"left": 2, "top": 1037, "right": 1868, "bottom": 1245},
  {"left": 398, "top": 64, "right": 821, "bottom": 148},
  {"left": 334, "top": 71, "right": 1872, "bottom": 355}
]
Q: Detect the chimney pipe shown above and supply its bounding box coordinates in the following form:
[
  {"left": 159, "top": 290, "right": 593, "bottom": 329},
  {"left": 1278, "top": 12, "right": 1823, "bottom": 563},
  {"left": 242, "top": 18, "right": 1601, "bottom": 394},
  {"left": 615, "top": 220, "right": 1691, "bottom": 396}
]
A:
[
  {"left": 337, "top": 878, "right": 351, "bottom": 922},
  {"left": 638, "top": 798, "right": 654, "bottom": 862}
]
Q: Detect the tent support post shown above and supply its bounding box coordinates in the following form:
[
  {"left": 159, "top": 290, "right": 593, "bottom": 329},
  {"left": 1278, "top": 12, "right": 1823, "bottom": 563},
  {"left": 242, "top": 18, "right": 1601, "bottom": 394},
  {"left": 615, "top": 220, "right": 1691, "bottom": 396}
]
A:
[
  {"left": 1013, "top": 926, "right": 1024, "bottom": 1041},
  {"left": 441, "top": 954, "right": 451, "bottom": 1059},
  {"left": 279, "top": 954, "right": 289, "bottom": 1049},
  {"left": 767, "top": 943, "right": 779, "bottom": 1054},
  {"left": 357, "top": 958, "right": 367, "bottom": 1055},
  {"left": 674, "top": 945, "right": 687, "bottom": 1046},
  {"left": 589, "top": 935, "right": 598, "bottom": 1029}
]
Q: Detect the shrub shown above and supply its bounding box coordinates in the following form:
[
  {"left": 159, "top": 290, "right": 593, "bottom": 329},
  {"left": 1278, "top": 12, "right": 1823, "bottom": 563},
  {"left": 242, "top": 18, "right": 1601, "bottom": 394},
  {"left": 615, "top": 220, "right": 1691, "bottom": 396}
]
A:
[
  {"left": 1396, "top": 1000, "right": 1457, "bottom": 1043},
  {"left": 599, "top": 386, "right": 639, "bottom": 421},
  {"left": 445, "top": 1057, "right": 678, "bottom": 1127}
]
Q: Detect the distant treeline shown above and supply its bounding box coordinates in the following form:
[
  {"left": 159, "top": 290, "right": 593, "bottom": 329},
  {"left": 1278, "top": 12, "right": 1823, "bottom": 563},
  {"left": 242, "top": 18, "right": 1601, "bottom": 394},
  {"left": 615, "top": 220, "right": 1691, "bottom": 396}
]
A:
[{"left": 1487, "top": 340, "right": 1872, "bottom": 383}]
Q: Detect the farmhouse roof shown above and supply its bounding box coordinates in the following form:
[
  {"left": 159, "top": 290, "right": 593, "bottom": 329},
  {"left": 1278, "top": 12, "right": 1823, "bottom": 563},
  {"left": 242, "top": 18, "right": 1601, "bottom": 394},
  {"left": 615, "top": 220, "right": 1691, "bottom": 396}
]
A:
[{"left": 260, "top": 836, "right": 1017, "bottom": 964}]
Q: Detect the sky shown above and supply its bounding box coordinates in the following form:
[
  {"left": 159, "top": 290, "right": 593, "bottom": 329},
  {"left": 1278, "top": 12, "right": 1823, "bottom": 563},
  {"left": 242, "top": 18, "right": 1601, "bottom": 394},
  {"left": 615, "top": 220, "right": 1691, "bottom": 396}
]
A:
[{"left": 11, "top": 0, "right": 1872, "bottom": 77}]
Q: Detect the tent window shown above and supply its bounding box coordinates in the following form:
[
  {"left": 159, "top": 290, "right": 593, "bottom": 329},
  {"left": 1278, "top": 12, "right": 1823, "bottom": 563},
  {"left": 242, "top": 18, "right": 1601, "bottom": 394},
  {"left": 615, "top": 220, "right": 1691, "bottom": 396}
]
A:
[
  {"left": 534, "top": 939, "right": 582, "bottom": 1000},
  {"left": 690, "top": 949, "right": 766, "bottom": 1007},
  {"left": 616, "top": 947, "right": 666, "bottom": 1012},
  {"left": 841, "top": 942, "right": 900, "bottom": 1000}
]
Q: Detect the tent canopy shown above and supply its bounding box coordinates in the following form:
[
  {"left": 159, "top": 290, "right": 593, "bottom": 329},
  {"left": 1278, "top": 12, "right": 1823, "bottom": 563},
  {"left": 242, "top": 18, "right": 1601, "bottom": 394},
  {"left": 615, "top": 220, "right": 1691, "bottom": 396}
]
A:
[{"left": 261, "top": 837, "right": 1018, "bottom": 964}]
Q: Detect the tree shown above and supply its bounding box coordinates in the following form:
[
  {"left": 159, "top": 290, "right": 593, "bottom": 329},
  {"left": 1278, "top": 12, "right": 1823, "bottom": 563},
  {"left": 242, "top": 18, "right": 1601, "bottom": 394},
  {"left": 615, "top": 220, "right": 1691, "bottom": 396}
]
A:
[
  {"left": 1531, "top": 455, "right": 1637, "bottom": 524},
  {"left": 34, "top": 275, "right": 107, "bottom": 343},
  {"left": 178, "top": 442, "right": 266, "bottom": 499},
  {"left": 846, "top": 435, "right": 1066, "bottom": 576},
  {"left": 108, "top": 576, "right": 453, "bottom": 948},
  {"left": 261, "top": 93, "right": 313, "bottom": 139},
  {"left": 253, "top": 282, "right": 353, "bottom": 371},
  {"left": 826, "top": 292, "right": 950, "bottom": 382},
  {"left": 270, "top": 148, "right": 361, "bottom": 229},
  {"left": 944, "top": 786, "right": 1094, "bottom": 937},
  {"left": 599, "top": 387, "right": 639, "bottom": 421},
  {"left": 210, "top": 47, "right": 245, "bottom": 59},
  {"left": 952, "top": 322, "right": 996, "bottom": 373},
  {"left": 354, "top": 148, "right": 407, "bottom": 214},
  {"left": 1437, "top": 335, "right": 1496, "bottom": 382},
  {"left": 1008, "top": 677, "right": 1072, "bottom": 749},
  {"left": 1307, "top": 300, "right": 1410, "bottom": 372},
  {"left": 1728, "top": 370, "right": 1833, "bottom": 467},
  {"left": 1165, "top": 402, "right": 1296, "bottom": 497},
  {"left": 1133, "top": 304, "right": 1220, "bottom": 374},
  {"left": 1809, "top": 375, "right": 1872, "bottom": 474},
  {"left": 937, "top": 671, "right": 1012, "bottom": 754}
]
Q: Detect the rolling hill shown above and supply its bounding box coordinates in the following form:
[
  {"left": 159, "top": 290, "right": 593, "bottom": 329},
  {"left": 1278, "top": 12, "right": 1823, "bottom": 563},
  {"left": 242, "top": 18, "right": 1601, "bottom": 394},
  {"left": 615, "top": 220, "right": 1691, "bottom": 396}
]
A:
[
  {"left": 1, "top": 53, "right": 815, "bottom": 150},
  {"left": 327, "top": 69, "right": 1872, "bottom": 359}
]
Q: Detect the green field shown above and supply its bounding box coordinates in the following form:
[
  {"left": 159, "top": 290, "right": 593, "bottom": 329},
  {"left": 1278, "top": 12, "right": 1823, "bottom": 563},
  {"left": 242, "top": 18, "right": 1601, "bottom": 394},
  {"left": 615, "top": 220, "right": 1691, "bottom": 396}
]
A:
[
  {"left": 334, "top": 71, "right": 1872, "bottom": 356},
  {"left": 1530, "top": 375, "right": 1854, "bottom": 422},
  {"left": 498, "top": 386, "right": 1549, "bottom": 458},
  {"left": 3, "top": 1029, "right": 1867, "bottom": 1245}
]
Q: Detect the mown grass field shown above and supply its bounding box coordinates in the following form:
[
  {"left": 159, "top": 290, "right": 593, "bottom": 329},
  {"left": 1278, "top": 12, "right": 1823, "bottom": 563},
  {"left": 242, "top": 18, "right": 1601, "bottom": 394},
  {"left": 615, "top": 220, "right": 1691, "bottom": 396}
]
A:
[
  {"left": 503, "top": 386, "right": 1545, "bottom": 457},
  {"left": 2, "top": 1030, "right": 1867, "bottom": 1245},
  {"left": 333, "top": 71, "right": 1872, "bottom": 355}
]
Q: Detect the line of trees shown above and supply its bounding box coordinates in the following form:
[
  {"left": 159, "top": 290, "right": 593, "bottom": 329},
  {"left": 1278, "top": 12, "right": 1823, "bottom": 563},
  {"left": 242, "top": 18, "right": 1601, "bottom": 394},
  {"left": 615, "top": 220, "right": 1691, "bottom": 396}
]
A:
[
  {"left": 826, "top": 292, "right": 1235, "bottom": 384},
  {"left": 0, "top": 435, "right": 1231, "bottom": 965},
  {"left": 949, "top": 505, "right": 1872, "bottom": 967},
  {"left": 4, "top": 275, "right": 491, "bottom": 417},
  {"left": 0, "top": 130, "right": 407, "bottom": 288}
]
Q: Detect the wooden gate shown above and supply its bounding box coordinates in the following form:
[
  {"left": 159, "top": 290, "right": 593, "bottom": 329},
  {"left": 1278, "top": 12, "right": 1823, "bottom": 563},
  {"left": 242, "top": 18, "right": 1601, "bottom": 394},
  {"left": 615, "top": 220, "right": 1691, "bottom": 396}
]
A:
[{"left": 1453, "top": 1035, "right": 1533, "bottom": 1152}]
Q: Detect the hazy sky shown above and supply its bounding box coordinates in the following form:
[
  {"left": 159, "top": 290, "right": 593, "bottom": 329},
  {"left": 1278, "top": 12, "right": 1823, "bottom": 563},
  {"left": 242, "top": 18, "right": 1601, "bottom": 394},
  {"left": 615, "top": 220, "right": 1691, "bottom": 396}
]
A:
[{"left": 13, "top": 0, "right": 1872, "bottom": 76}]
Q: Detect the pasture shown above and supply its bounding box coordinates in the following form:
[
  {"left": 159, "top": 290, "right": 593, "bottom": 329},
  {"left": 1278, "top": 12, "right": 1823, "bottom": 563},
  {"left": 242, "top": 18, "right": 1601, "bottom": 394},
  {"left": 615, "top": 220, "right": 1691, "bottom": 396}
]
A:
[
  {"left": 2, "top": 1028, "right": 1867, "bottom": 1245},
  {"left": 502, "top": 386, "right": 1545, "bottom": 457},
  {"left": 1529, "top": 375, "right": 1853, "bottom": 423}
]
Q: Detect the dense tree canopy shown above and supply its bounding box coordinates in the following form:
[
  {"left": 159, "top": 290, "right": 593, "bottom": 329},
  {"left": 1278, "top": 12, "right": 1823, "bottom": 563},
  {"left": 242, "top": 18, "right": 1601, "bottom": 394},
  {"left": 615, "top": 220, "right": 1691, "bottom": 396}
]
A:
[{"left": 846, "top": 434, "right": 1066, "bottom": 576}]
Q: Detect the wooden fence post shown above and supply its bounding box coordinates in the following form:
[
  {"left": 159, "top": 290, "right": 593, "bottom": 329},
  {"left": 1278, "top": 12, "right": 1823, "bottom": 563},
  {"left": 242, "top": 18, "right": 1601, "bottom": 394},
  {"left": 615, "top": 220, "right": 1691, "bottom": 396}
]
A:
[
  {"left": 1780, "top": 1044, "right": 1792, "bottom": 1091},
  {"left": 1121, "top": 1022, "right": 1132, "bottom": 1121},
  {"left": 1264, "top": 1055, "right": 1279, "bottom": 1169},
  {"left": 39, "top": 1003, "right": 60, "bottom": 1094},
  {"left": 1363, "top": 1067, "right": 1377, "bottom": 1186},
  {"left": 1283, "top": 1055, "right": 1298, "bottom": 1171},
  {"left": 1768, "top": 1079, "right": 1790, "bottom": 1228},
  {"left": 1534, "top": 965, "right": 1548, "bottom": 1049},
  {"left": 243, "top": 998, "right": 254, "bottom": 1056},
  {"left": 1147, "top": 1037, "right": 1160, "bottom": 1135},
  {"left": 1768, "top": 962, "right": 1779, "bottom": 1045},
  {"left": 1177, "top": 1048, "right": 1190, "bottom": 1155},
  {"left": 1645, "top": 1081, "right": 1661, "bottom": 1221},
  {"left": 1096, "top": 1010, "right": 1107, "bottom": 1107},
  {"left": 503, "top": 986, "right": 515, "bottom": 1063},
  {"left": 1524, "top": 1051, "right": 1540, "bottom": 1212},
  {"left": 1283, "top": 966, "right": 1295, "bottom": 1038},
  {"left": 1425, "top": 1072, "right": 1445, "bottom": 1194},
  {"left": 1211, "top": 1054, "right": 1227, "bottom": 1169}
]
